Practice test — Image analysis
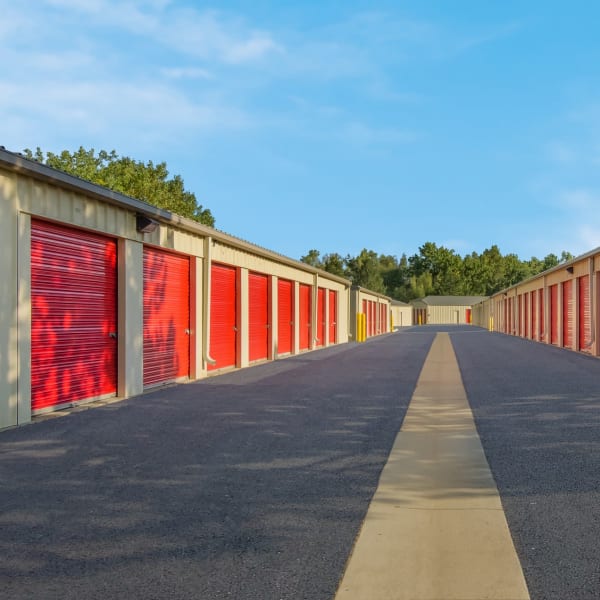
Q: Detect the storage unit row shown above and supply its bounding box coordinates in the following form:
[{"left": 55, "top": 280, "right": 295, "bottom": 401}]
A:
[
  {"left": 0, "top": 149, "right": 389, "bottom": 429},
  {"left": 472, "top": 251, "right": 600, "bottom": 356}
]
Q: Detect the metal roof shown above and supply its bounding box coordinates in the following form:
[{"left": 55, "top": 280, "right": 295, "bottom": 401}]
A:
[
  {"left": 0, "top": 146, "right": 351, "bottom": 286},
  {"left": 390, "top": 299, "right": 411, "bottom": 306},
  {"left": 413, "top": 295, "right": 488, "bottom": 306}
]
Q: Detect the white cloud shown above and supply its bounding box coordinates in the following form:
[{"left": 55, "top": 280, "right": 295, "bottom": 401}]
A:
[
  {"left": 160, "top": 66, "right": 213, "bottom": 80},
  {"left": 37, "top": 0, "right": 281, "bottom": 65},
  {"left": 0, "top": 78, "right": 252, "bottom": 151}
]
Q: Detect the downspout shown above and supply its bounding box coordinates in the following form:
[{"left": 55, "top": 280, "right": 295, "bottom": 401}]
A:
[{"left": 202, "top": 236, "right": 217, "bottom": 367}]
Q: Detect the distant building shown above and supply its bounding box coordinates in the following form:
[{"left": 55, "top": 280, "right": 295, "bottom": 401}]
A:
[
  {"left": 410, "top": 296, "right": 488, "bottom": 325},
  {"left": 390, "top": 300, "right": 413, "bottom": 327}
]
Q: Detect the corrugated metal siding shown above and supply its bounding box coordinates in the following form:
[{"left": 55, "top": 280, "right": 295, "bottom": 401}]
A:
[
  {"left": 277, "top": 279, "right": 293, "bottom": 355},
  {"left": 143, "top": 248, "right": 190, "bottom": 386},
  {"left": 328, "top": 290, "right": 337, "bottom": 343},
  {"left": 31, "top": 220, "right": 118, "bottom": 410},
  {"left": 531, "top": 291, "right": 537, "bottom": 340},
  {"left": 550, "top": 284, "right": 559, "bottom": 344},
  {"left": 578, "top": 275, "right": 591, "bottom": 352},
  {"left": 248, "top": 272, "right": 269, "bottom": 362},
  {"left": 563, "top": 280, "right": 573, "bottom": 348},
  {"left": 299, "top": 283, "right": 311, "bottom": 350},
  {"left": 539, "top": 289, "right": 545, "bottom": 341},
  {"left": 209, "top": 263, "right": 237, "bottom": 370}
]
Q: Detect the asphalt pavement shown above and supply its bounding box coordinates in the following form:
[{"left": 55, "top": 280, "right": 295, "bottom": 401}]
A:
[
  {"left": 2, "top": 326, "right": 600, "bottom": 599},
  {"left": 0, "top": 332, "right": 434, "bottom": 600},
  {"left": 451, "top": 328, "right": 600, "bottom": 600}
]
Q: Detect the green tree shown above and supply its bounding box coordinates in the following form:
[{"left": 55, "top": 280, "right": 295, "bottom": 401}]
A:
[
  {"left": 24, "top": 146, "right": 215, "bottom": 226},
  {"left": 542, "top": 253, "right": 560, "bottom": 270},
  {"left": 300, "top": 249, "right": 322, "bottom": 268},
  {"left": 409, "top": 242, "right": 462, "bottom": 295},
  {"left": 345, "top": 249, "right": 386, "bottom": 293},
  {"left": 322, "top": 253, "right": 346, "bottom": 277}
]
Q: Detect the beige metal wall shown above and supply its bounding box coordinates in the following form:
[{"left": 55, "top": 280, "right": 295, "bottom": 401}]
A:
[
  {"left": 0, "top": 164, "right": 355, "bottom": 429},
  {"left": 390, "top": 305, "right": 413, "bottom": 327},
  {"left": 426, "top": 305, "right": 471, "bottom": 325}
]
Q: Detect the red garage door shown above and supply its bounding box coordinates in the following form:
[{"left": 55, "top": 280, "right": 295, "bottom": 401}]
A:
[
  {"left": 277, "top": 279, "right": 293, "bottom": 355},
  {"left": 316, "top": 287, "right": 325, "bottom": 347},
  {"left": 143, "top": 248, "right": 190, "bottom": 386},
  {"left": 579, "top": 275, "right": 591, "bottom": 352},
  {"left": 550, "top": 285, "right": 559, "bottom": 344},
  {"left": 299, "top": 284, "right": 311, "bottom": 350},
  {"left": 524, "top": 293, "right": 530, "bottom": 338},
  {"left": 209, "top": 263, "right": 237, "bottom": 371},
  {"left": 328, "top": 290, "right": 337, "bottom": 344},
  {"left": 249, "top": 272, "right": 269, "bottom": 362},
  {"left": 31, "top": 220, "right": 117, "bottom": 411},
  {"left": 539, "top": 289, "right": 545, "bottom": 341},
  {"left": 531, "top": 291, "right": 537, "bottom": 340},
  {"left": 563, "top": 280, "right": 573, "bottom": 348}
]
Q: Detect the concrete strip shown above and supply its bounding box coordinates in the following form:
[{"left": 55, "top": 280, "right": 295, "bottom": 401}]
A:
[{"left": 335, "top": 333, "right": 530, "bottom": 600}]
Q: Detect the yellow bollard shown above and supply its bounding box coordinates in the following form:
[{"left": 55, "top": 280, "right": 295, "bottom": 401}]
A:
[
  {"left": 488, "top": 316, "right": 494, "bottom": 332},
  {"left": 361, "top": 313, "right": 367, "bottom": 341},
  {"left": 418, "top": 313, "right": 422, "bottom": 326},
  {"left": 390, "top": 313, "right": 394, "bottom": 332}
]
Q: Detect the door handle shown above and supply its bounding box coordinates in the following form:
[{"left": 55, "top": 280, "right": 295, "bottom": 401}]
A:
[
  {"left": 108, "top": 332, "right": 117, "bottom": 339},
  {"left": 185, "top": 329, "right": 191, "bottom": 335}
]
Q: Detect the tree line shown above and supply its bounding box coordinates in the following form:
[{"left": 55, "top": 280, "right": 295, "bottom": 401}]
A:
[
  {"left": 24, "top": 147, "right": 214, "bottom": 226},
  {"left": 301, "top": 243, "right": 574, "bottom": 302},
  {"left": 23, "top": 147, "right": 572, "bottom": 301}
]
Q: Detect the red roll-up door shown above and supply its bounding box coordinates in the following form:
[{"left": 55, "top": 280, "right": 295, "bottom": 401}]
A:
[
  {"left": 578, "top": 275, "right": 591, "bottom": 352},
  {"left": 316, "top": 288, "right": 325, "bottom": 347},
  {"left": 465, "top": 308, "right": 472, "bottom": 324},
  {"left": 517, "top": 295, "right": 523, "bottom": 336},
  {"left": 249, "top": 272, "right": 269, "bottom": 362},
  {"left": 563, "top": 280, "right": 573, "bottom": 348},
  {"left": 370, "top": 301, "right": 375, "bottom": 336},
  {"left": 550, "top": 285, "right": 559, "bottom": 344},
  {"left": 539, "top": 289, "right": 545, "bottom": 341},
  {"left": 531, "top": 291, "right": 537, "bottom": 340},
  {"left": 143, "top": 248, "right": 190, "bottom": 386},
  {"left": 299, "top": 284, "right": 311, "bottom": 350},
  {"left": 524, "top": 293, "right": 530, "bottom": 338},
  {"left": 31, "top": 220, "right": 117, "bottom": 411},
  {"left": 277, "top": 279, "right": 293, "bottom": 355},
  {"left": 328, "top": 290, "right": 337, "bottom": 344},
  {"left": 209, "top": 263, "right": 237, "bottom": 370}
]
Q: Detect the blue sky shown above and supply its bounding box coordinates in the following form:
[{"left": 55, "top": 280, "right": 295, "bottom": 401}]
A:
[{"left": 3, "top": 1, "right": 600, "bottom": 262}]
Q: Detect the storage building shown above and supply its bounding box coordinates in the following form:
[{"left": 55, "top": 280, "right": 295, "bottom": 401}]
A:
[
  {"left": 349, "top": 286, "right": 392, "bottom": 340},
  {"left": 390, "top": 300, "right": 413, "bottom": 328},
  {"left": 0, "top": 148, "right": 366, "bottom": 429},
  {"left": 410, "top": 296, "right": 487, "bottom": 325},
  {"left": 472, "top": 249, "right": 600, "bottom": 356}
]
